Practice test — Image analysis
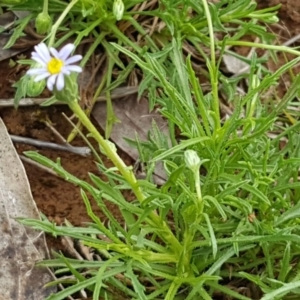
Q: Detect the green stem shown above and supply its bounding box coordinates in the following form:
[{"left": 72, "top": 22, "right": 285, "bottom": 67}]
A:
[
  {"left": 42, "top": 0, "right": 48, "bottom": 15},
  {"left": 194, "top": 170, "right": 203, "bottom": 212},
  {"left": 202, "top": 0, "right": 215, "bottom": 67},
  {"left": 224, "top": 41, "right": 300, "bottom": 57},
  {"left": 67, "top": 100, "right": 184, "bottom": 256},
  {"left": 201, "top": 0, "right": 220, "bottom": 130},
  {"left": 165, "top": 280, "right": 182, "bottom": 300},
  {"left": 68, "top": 100, "right": 144, "bottom": 202},
  {"left": 48, "top": 0, "right": 78, "bottom": 47},
  {"left": 80, "top": 32, "right": 106, "bottom": 68},
  {"left": 109, "top": 24, "right": 141, "bottom": 53},
  {"left": 124, "top": 16, "right": 159, "bottom": 51}
]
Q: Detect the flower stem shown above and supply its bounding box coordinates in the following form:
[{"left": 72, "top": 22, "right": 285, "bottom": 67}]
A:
[
  {"left": 42, "top": 0, "right": 48, "bottom": 15},
  {"left": 201, "top": 0, "right": 220, "bottom": 131},
  {"left": 68, "top": 100, "right": 144, "bottom": 200},
  {"left": 224, "top": 41, "right": 300, "bottom": 57},
  {"left": 194, "top": 170, "right": 203, "bottom": 212},
  {"left": 67, "top": 100, "right": 184, "bottom": 257},
  {"left": 48, "top": 0, "right": 78, "bottom": 47}
]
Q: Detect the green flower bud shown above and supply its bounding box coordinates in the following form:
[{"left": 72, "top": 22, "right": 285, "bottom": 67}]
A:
[
  {"left": 26, "top": 63, "right": 46, "bottom": 97},
  {"left": 35, "top": 12, "right": 52, "bottom": 35},
  {"left": 267, "top": 16, "right": 279, "bottom": 23},
  {"left": 184, "top": 150, "right": 201, "bottom": 173},
  {"left": 26, "top": 75, "right": 46, "bottom": 97},
  {"left": 113, "top": 0, "right": 124, "bottom": 21}
]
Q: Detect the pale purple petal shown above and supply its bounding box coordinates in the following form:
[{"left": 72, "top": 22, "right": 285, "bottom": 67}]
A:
[
  {"left": 65, "top": 65, "right": 82, "bottom": 73},
  {"left": 34, "top": 43, "right": 51, "bottom": 64},
  {"left": 56, "top": 73, "right": 65, "bottom": 91},
  {"left": 48, "top": 74, "right": 57, "bottom": 85},
  {"left": 34, "top": 72, "right": 50, "bottom": 82},
  {"left": 61, "top": 66, "right": 71, "bottom": 75},
  {"left": 58, "top": 44, "right": 75, "bottom": 60},
  {"left": 47, "top": 74, "right": 57, "bottom": 91},
  {"left": 32, "top": 53, "right": 47, "bottom": 66},
  {"left": 27, "top": 68, "right": 47, "bottom": 75},
  {"left": 65, "top": 54, "right": 82, "bottom": 65},
  {"left": 32, "top": 56, "right": 48, "bottom": 66},
  {"left": 37, "top": 43, "right": 51, "bottom": 60},
  {"left": 49, "top": 47, "right": 59, "bottom": 58},
  {"left": 47, "top": 79, "right": 54, "bottom": 91}
]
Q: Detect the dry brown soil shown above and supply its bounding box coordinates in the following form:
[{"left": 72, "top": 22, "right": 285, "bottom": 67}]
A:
[
  {"left": 0, "top": 0, "right": 299, "bottom": 261},
  {"left": 0, "top": 68, "right": 134, "bottom": 251}
]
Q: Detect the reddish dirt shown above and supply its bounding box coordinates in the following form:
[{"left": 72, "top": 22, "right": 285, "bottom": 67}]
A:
[
  {"left": 0, "top": 59, "right": 134, "bottom": 252},
  {"left": 268, "top": 0, "right": 300, "bottom": 24}
]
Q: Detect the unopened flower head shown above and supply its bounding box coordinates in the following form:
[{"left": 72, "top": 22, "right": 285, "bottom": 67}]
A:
[
  {"left": 184, "top": 149, "right": 201, "bottom": 173},
  {"left": 27, "top": 43, "right": 82, "bottom": 91},
  {"left": 113, "top": 0, "right": 125, "bottom": 21}
]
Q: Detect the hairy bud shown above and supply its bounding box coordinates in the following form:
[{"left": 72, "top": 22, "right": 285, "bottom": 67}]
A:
[
  {"left": 113, "top": 0, "right": 125, "bottom": 21},
  {"left": 35, "top": 12, "right": 52, "bottom": 35}
]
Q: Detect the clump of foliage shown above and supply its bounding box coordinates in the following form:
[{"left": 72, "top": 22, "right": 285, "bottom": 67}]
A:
[{"left": 4, "top": 0, "right": 300, "bottom": 298}]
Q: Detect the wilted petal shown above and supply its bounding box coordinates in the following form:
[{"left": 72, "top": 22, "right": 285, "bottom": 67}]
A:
[
  {"left": 59, "top": 44, "right": 75, "bottom": 60},
  {"left": 56, "top": 73, "right": 65, "bottom": 91},
  {"left": 65, "top": 65, "right": 82, "bottom": 73},
  {"left": 65, "top": 55, "right": 82, "bottom": 65}
]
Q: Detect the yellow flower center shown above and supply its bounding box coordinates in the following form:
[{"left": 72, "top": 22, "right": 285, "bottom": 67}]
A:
[{"left": 47, "top": 58, "right": 64, "bottom": 74}]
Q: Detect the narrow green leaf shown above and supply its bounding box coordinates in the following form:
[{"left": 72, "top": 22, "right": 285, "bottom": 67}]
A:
[
  {"left": 46, "top": 277, "right": 96, "bottom": 300},
  {"left": 275, "top": 201, "right": 300, "bottom": 226},
  {"left": 203, "top": 213, "right": 217, "bottom": 258},
  {"left": 243, "top": 183, "right": 271, "bottom": 206},
  {"left": 93, "top": 255, "right": 124, "bottom": 300},
  {"left": 125, "top": 261, "right": 147, "bottom": 300},
  {"left": 261, "top": 281, "right": 300, "bottom": 300},
  {"left": 204, "top": 195, "right": 227, "bottom": 220},
  {"left": 4, "top": 14, "right": 32, "bottom": 49},
  {"left": 151, "top": 137, "right": 211, "bottom": 162},
  {"left": 206, "top": 281, "right": 252, "bottom": 300},
  {"left": 278, "top": 242, "right": 291, "bottom": 282}
]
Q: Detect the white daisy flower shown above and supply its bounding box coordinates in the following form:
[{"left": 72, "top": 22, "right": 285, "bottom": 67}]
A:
[{"left": 27, "top": 43, "right": 82, "bottom": 91}]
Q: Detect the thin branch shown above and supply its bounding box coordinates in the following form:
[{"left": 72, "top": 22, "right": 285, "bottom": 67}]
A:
[
  {"left": 0, "top": 86, "right": 138, "bottom": 107},
  {"left": 11, "top": 135, "right": 91, "bottom": 157}
]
